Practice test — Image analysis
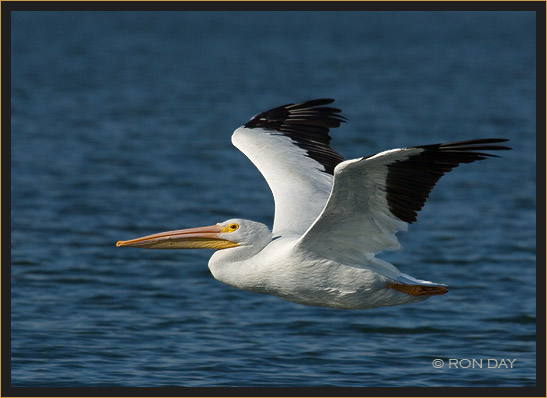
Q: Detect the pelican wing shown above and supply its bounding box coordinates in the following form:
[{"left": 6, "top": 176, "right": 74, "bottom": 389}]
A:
[
  {"left": 297, "top": 139, "right": 511, "bottom": 264},
  {"left": 232, "top": 99, "right": 346, "bottom": 235}
]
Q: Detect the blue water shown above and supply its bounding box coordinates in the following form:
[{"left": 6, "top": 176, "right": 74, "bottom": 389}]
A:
[{"left": 10, "top": 11, "right": 536, "bottom": 387}]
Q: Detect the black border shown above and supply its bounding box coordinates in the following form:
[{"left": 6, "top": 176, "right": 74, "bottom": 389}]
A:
[
  {"left": 2, "top": 1, "right": 545, "bottom": 397},
  {"left": 0, "top": 386, "right": 543, "bottom": 397},
  {"left": 1, "top": 0, "right": 13, "bottom": 396},
  {"left": 0, "top": 1, "right": 545, "bottom": 12}
]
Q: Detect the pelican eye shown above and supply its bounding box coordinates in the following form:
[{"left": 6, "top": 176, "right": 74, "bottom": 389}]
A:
[
  {"left": 229, "top": 223, "right": 239, "bottom": 231},
  {"left": 220, "top": 223, "right": 240, "bottom": 233}
]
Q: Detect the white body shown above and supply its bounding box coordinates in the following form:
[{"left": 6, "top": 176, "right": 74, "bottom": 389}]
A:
[{"left": 209, "top": 234, "right": 428, "bottom": 309}]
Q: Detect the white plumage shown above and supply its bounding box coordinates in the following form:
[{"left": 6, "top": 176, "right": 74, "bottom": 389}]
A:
[
  {"left": 232, "top": 126, "right": 332, "bottom": 236},
  {"left": 117, "top": 99, "right": 510, "bottom": 309}
]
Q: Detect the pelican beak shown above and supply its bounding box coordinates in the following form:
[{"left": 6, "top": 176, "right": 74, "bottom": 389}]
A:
[{"left": 116, "top": 224, "right": 239, "bottom": 250}]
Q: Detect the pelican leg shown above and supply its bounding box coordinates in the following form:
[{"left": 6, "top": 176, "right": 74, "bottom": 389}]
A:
[{"left": 386, "top": 283, "right": 448, "bottom": 296}]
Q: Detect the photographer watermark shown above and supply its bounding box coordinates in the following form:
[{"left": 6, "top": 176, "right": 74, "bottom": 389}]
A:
[{"left": 432, "top": 358, "right": 517, "bottom": 369}]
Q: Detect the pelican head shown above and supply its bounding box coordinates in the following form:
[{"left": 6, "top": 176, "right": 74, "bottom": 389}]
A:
[{"left": 116, "top": 219, "right": 271, "bottom": 250}]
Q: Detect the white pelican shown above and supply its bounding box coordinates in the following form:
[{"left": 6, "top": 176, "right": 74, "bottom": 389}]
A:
[{"left": 117, "top": 99, "right": 510, "bottom": 309}]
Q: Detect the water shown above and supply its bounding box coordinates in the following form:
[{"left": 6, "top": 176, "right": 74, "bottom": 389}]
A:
[{"left": 10, "top": 11, "right": 537, "bottom": 387}]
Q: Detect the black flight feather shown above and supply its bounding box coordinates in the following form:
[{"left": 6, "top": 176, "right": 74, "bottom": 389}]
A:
[
  {"left": 382, "top": 138, "right": 511, "bottom": 223},
  {"left": 244, "top": 99, "right": 346, "bottom": 174}
]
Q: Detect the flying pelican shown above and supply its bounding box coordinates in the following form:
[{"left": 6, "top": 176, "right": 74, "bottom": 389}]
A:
[{"left": 117, "top": 99, "right": 510, "bottom": 310}]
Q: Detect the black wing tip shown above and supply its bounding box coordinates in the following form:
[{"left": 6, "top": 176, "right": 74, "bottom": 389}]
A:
[
  {"left": 244, "top": 98, "right": 347, "bottom": 129},
  {"left": 437, "top": 138, "right": 511, "bottom": 150},
  {"left": 386, "top": 138, "right": 511, "bottom": 224},
  {"left": 243, "top": 99, "right": 346, "bottom": 175},
  {"left": 289, "top": 98, "right": 335, "bottom": 107},
  {"left": 420, "top": 138, "right": 512, "bottom": 157},
  {"left": 289, "top": 98, "right": 347, "bottom": 121}
]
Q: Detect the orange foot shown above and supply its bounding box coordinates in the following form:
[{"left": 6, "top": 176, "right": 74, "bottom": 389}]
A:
[{"left": 386, "top": 283, "right": 448, "bottom": 296}]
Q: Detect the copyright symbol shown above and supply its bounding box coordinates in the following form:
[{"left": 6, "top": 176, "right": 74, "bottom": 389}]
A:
[{"left": 432, "top": 359, "right": 444, "bottom": 368}]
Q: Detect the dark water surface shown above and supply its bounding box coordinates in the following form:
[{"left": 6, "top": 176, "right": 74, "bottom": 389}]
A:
[{"left": 11, "top": 11, "right": 536, "bottom": 387}]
